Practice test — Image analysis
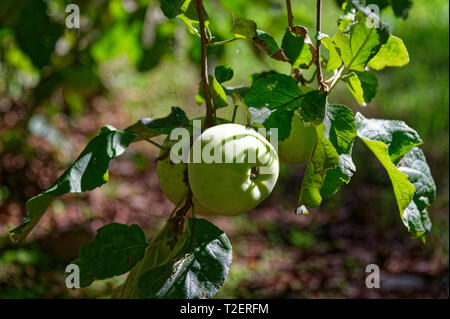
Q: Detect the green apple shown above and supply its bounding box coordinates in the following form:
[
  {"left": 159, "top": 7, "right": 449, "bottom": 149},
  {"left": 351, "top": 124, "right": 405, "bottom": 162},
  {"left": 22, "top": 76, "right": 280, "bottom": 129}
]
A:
[
  {"left": 156, "top": 137, "right": 213, "bottom": 215},
  {"left": 278, "top": 113, "right": 317, "bottom": 163},
  {"left": 188, "top": 124, "right": 279, "bottom": 216}
]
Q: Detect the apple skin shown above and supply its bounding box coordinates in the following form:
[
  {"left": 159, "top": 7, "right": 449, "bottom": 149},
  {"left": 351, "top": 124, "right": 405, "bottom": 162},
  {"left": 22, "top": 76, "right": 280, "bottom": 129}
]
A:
[
  {"left": 188, "top": 124, "right": 279, "bottom": 216},
  {"left": 278, "top": 113, "right": 317, "bottom": 163},
  {"left": 156, "top": 137, "right": 213, "bottom": 215}
]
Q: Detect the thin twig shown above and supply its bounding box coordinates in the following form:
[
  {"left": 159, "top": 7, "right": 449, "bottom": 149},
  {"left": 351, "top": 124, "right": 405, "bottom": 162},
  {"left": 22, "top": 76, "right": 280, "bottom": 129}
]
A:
[
  {"left": 304, "top": 69, "right": 317, "bottom": 84},
  {"left": 315, "top": 0, "right": 327, "bottom": 92},
  {"left": 139, "top": 135, "right": 169, "bottom": 151},
  {"left": 293, "top": 68, "right": 307, "bottom": 85},
  {"left": 231, "top": 105, "right": 238, "bottom": 123},
  {"left": 195, "top": 0, "right": 215, "bottom": 129},
  {"left": 208, "top": 38, "right": 238, "bottom": 46},
  {"left": 286, "top": 0, "right": 294, "bottom": 28}
]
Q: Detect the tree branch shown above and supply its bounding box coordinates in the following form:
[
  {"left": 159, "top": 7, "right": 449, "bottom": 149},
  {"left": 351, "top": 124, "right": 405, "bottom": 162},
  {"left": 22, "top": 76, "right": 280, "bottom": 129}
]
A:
[
  {"left": 286, "top": 0, "right": 294, "bottom": 28},
  {"left": 315, "top": 0, "right": 327, "bottom": 92},
  {"left": 195, "top": 0, "right": 215, "bottom": 128}
]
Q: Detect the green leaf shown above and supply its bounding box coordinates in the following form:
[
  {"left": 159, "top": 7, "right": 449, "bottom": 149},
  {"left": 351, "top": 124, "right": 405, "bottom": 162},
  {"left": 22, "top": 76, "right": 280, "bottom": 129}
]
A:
[
  {"left": 215, "top": 65, "right": 234, "bottom": 84},
  {"left": 281, "top": 26, "right": 315, "bottom": 69},
  {"left": 74, "top": 223, "right": 147, "bottom": 287},
  {"left": 326, "top": 104, "right": 357, "bottom": 154},
  {"left": 231, "top": 18, "right": 257, "bottom": 39},
  {"left": 321, "top": 152, "right": 356, "bottom": 197},
  {"left": 253, "top": 30, "right": 289, "bottom": 62},
  {"left": 249, "top": 70, "right": 280, "bottom": 83},
  {"left": 297, "top": 124, "right": 340, "bottom": 210},
  {"left": 196, "top": 76, "right": 228, "bottom": 109},
  {"left": 244, "top": 73, "right": 302, "bottom": 110},
  {"left": 9, "top": 126, "right": 137, "bottom": 243},
  {"left": 397, "top": 147, "right": 436, "bottom": 239},
  {"left": 160, "top": 0, "right": 185, "bottom": 19},
  {"left": 359, "top": 137, "right": 416, "bottom": 233},
  {"left": 14, "top": 0, "right": 63, "bottom": 68},
  {"left": 178, "top": 0, "right": 209, "bottom": 35},
  {"left": 344, "top": 71, "right": 378, "bottom": 106},
  {"left": 116, "top": 222, "right": 187, "bottom": 298},
  {"left": 320, "top": 104, "right": 357, "bottom": 197},
  {"left": 162, "top": 0, "right": 209, "bottom": 36},
  {"left": 321, "top": 35, "right": 343, "bottom": 72},
  {"left": 210, "top": 76, "right": 228, "bottom": 109},
  {"left": 333, "top": 12, "right": 389, "bottom": 71},
  {"left": 125, "top": 107, "right": 190, "bottom": 140},
  {"left": 355, "top": 113, "right": 432, "bottom": 238},
  {"left": 391, "top": 0, "right": 413, "bottom": 19},
  {"left": 90, "top": 21, "right": 143, "bottom": 66},
  {"left": 355, "top": 112, "right": 423, "bottom": 163},
  {"left": 300, "top": 90, "right": 327, "bottom": 123},
  {"left": 137, "top": 218, "right": 232, "bottom": 299},
  {"left": 368, "top": 35, "right": 409, "bottom": 70},
  {"left": 249, "top": 107, "right": 294, "bottom": 141}
]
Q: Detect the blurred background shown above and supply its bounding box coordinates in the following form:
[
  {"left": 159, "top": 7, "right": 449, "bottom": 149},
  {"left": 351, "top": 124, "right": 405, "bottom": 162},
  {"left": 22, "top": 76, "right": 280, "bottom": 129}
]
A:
[{"left": 0, "top": 0, "right": 448, "bottom": 298}]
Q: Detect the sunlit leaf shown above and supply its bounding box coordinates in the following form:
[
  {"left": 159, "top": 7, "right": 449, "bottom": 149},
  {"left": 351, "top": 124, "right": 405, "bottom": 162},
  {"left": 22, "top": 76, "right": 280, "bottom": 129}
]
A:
[
  {"left": 355, "top": 112, "right": 422, "bottom": 163},
  {"left": 344, "top": 71, "right": 378, "bottom": 106},
  {"left": 297, "top": 124, "right": 340, "bottom": 210},
  {"left": 368, "top": 35, "right": 409, "bottom": 70},
  {"left": 397, "top": 147, "right": 436, "bottom": 239}
]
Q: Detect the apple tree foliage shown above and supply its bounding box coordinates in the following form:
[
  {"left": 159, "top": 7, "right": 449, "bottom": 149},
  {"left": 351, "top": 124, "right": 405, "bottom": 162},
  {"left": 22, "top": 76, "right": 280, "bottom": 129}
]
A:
[{"left": 6, "top": 0, "right": 436, "bottom": 298}]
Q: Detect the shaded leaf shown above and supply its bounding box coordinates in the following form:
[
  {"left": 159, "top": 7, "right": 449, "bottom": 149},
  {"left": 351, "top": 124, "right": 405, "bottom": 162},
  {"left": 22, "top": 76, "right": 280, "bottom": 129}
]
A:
[
  {"left": 10, "top": 126, "right": 137, "bottom": 243},
  {"left": 300, "top": 90, "right": 327, "bottom": 123},
  {"left": 320, "top": 104, "right": 357, "bottom": 197},
  {"left": 281, "top": 26, "right": 316, "bottom": 69},
  {"left": 231, "top": 18, "right": 257, "bottom": 39},
  {"left": 321, "top": 152, "right": 356, "bottom": 197},
  {"left": 160, "top": 0, "right": 185, "bottom": 19},
  {"left": 126, "top": 107, "right": 190, "bottom": 140},
  {"left": 215, "top": 65, "right": 234, "bottom": 84},
  {"left": 14, "top": 0, "right": 63, "bottom": 68},
  {"left": 75, "top": 223, "right": 147, "bottom": 287},
  {"left": 244, "top": 73, "right": 302, "bottom": 110},
  {"left": 249, "top": 107, "right": 294, "bottom": 141},
  {"left": 137, "top": 219, "right": 232, "bottom": 299},
  {"left": 253, "top": 30, "right": 289, "bottom": 62},
  {"left": 326, "top": 104, "right": 357, "bottom": 155}
]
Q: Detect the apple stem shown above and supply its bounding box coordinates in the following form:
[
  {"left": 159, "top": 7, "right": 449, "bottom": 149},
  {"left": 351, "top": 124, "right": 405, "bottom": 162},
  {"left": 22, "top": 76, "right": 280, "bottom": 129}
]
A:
[{"left": 195, "top": 0, "right": 215, "bottom": 129}]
